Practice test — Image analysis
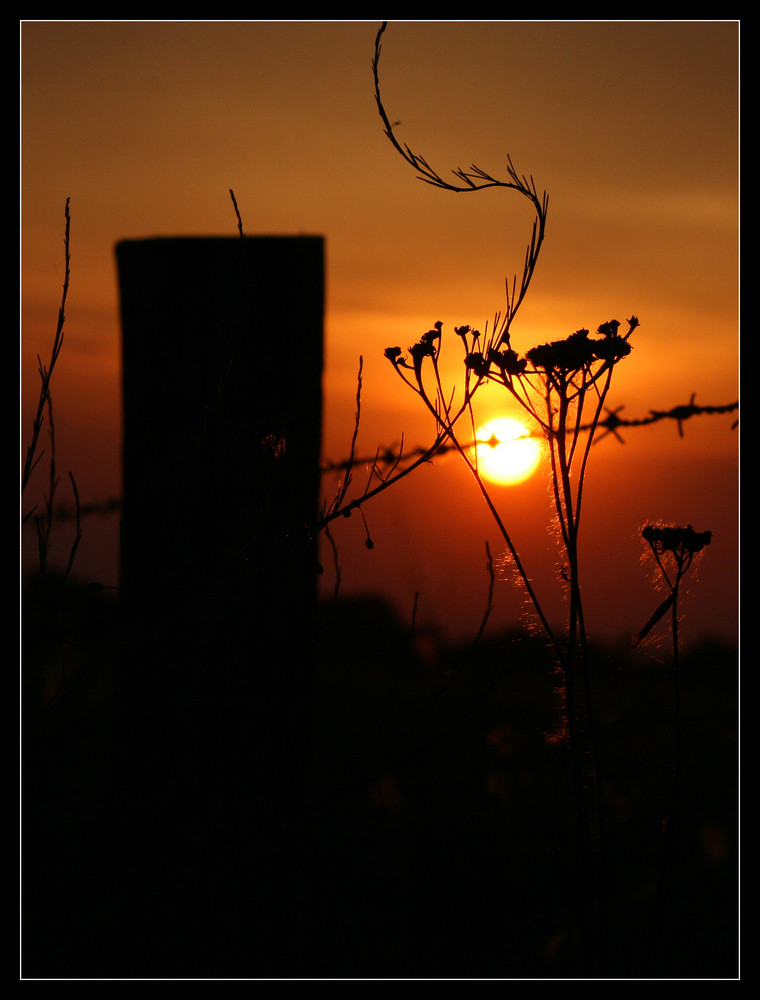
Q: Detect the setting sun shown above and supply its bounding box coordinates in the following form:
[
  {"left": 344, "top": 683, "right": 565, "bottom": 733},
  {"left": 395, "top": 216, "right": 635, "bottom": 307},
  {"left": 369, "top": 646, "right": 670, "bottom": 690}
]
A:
[{"left": 473, "top": 417, "right": 543, "bottom": 486}]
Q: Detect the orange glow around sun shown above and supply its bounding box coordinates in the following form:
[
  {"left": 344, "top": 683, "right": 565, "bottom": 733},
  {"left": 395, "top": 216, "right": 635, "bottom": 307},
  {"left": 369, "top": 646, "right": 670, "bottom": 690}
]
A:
[{"left": 473, "top": 417, "right": 543, "bottom": 486}]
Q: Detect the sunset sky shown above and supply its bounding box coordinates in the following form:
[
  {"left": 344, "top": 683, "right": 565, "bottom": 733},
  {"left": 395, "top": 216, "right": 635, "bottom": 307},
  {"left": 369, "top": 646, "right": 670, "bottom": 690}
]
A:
[{"left": 21, "top": 20, "right": 739, "bottom": 648}]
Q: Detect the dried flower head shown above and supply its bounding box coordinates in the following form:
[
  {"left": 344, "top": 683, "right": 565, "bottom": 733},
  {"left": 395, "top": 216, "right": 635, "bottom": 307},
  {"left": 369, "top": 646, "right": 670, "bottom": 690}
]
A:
[
  {"left": 488, "top": 347, "right": 527, "bottom": 375},
  {"left": 642, "top": 524, "right": 713, "bottom": 559}
]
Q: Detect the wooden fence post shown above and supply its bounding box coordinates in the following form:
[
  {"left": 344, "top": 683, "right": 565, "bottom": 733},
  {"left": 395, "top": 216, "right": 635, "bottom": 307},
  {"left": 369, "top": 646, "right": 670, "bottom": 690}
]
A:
[{"left": 113, "top": 235, "right": 324, "bottom": 975}]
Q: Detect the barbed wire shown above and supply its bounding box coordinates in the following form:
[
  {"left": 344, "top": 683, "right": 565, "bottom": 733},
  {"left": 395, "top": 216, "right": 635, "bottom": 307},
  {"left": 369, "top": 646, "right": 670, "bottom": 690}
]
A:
[
  {"left": 27, "top": 396, "right": 736, "bottom": 524},
  {"left": 321, "top": 395, "right": 738, "bottom": 473}
]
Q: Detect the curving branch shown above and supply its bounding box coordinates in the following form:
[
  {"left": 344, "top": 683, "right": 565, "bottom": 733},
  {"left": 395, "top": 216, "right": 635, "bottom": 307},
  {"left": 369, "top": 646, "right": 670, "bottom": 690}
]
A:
[{"left": 372, "top": 21, "right": 548, "bottom": 345}]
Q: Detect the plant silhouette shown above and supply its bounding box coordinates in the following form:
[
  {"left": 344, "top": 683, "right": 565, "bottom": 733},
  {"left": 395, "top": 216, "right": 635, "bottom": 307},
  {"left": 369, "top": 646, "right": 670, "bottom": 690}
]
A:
[{"left": 366, "top": 21, "right": 735, "bottom": 977}]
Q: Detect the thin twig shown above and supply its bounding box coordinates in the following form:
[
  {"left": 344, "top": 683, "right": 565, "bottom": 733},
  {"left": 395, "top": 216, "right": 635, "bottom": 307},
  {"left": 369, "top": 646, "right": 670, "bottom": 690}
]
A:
[
  {"left": 23, "top": 198, "right": 71, "bottom": 499},
  {"left": 63, "top": 472, "right": 83, "bottom": 581},
  {"left": 229, "top": 188, "right": 245, "bottom": 238}
]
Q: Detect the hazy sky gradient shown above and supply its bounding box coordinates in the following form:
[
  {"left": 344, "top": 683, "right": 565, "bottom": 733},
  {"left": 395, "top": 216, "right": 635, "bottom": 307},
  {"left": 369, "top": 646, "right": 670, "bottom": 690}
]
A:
[{"left": 21, "top": 20, "right": 739, "bottom": 646}]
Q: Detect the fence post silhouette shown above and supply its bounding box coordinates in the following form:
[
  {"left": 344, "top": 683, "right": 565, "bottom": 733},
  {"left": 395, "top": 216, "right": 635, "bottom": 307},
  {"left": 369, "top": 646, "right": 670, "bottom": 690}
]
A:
[{"left": 113, "top": 235, "right": 324, "bottom": 975}]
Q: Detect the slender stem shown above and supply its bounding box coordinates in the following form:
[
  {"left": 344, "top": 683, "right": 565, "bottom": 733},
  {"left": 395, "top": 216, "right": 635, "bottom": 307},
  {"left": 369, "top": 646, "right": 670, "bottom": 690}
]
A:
[{"left": 416, "top": 360, "right": 560, "bottom": 654}]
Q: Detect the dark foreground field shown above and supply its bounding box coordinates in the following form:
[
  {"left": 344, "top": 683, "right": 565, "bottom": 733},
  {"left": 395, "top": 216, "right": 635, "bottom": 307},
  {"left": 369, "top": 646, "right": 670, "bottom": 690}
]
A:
[{"left": 22, "top": 578, "right": 738, "bottom": 979}]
